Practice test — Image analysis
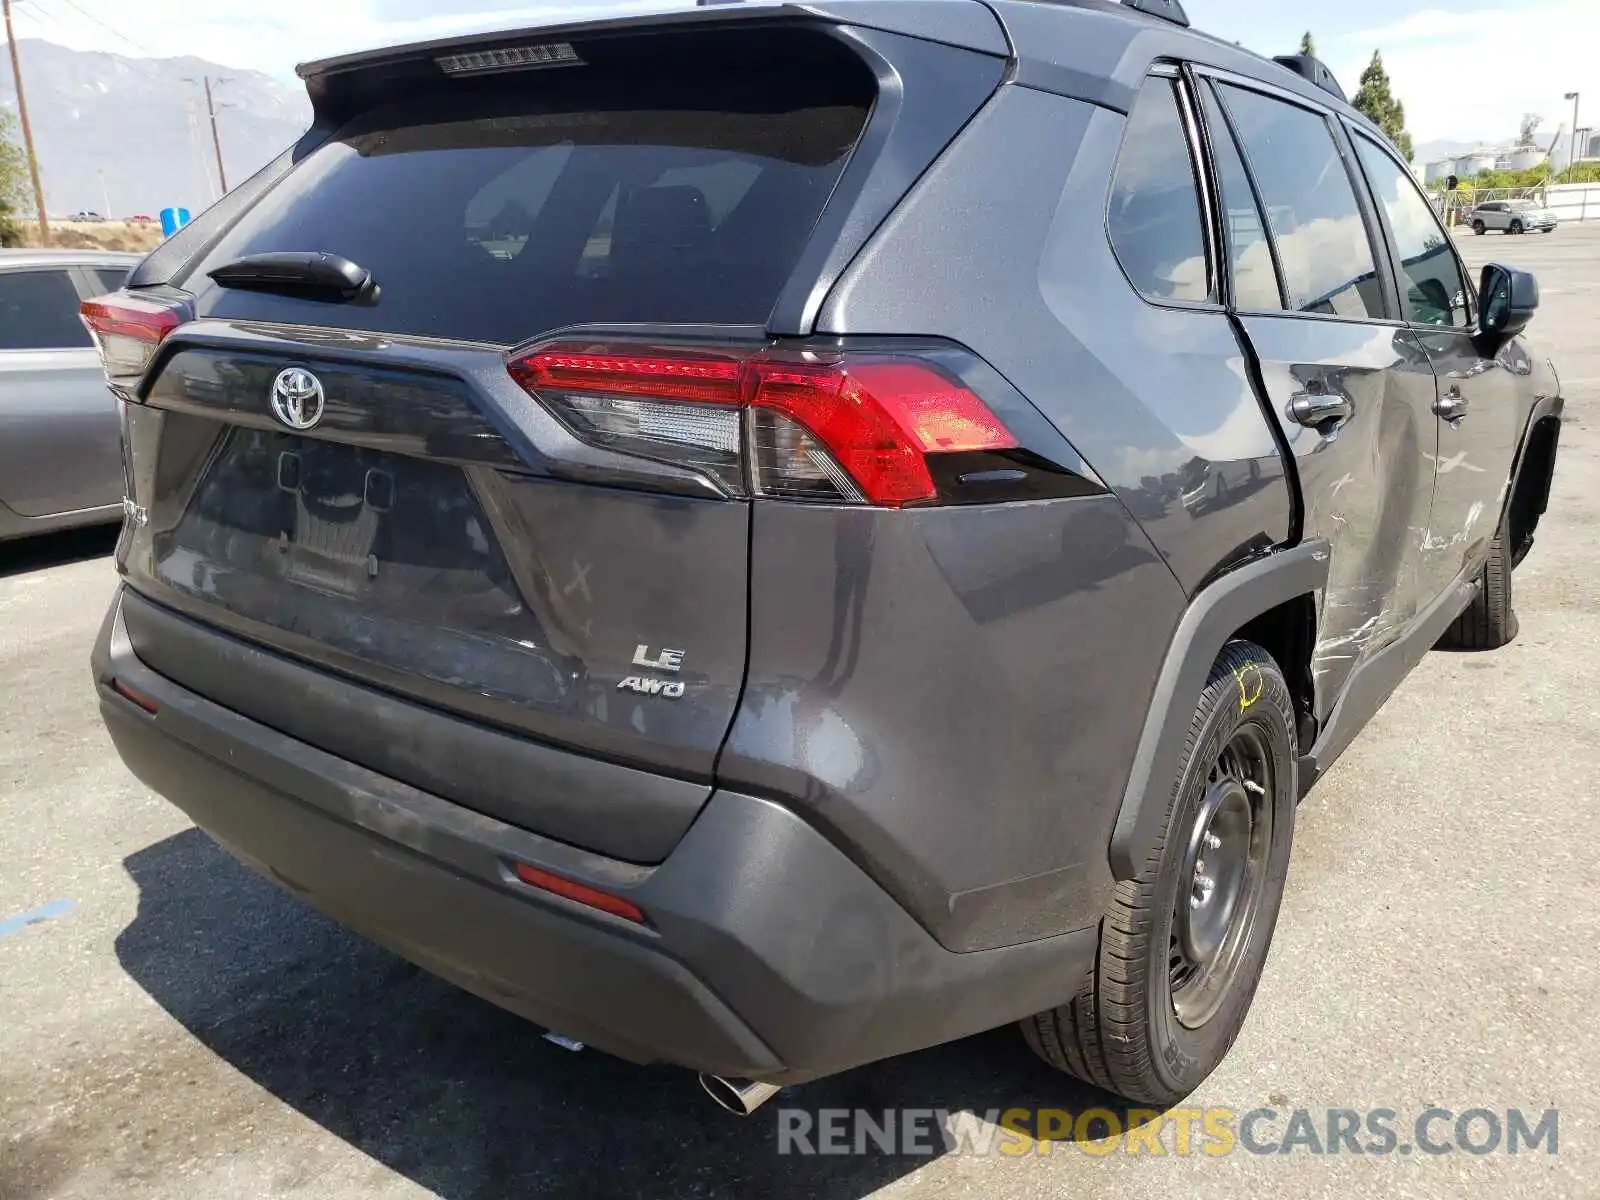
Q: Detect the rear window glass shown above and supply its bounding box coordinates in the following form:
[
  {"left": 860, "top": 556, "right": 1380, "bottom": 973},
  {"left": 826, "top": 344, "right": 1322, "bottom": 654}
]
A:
[
  {"left": 1107, "top": 78, "right": 1214, "bottom": 304},
  {"left": 94, "top": 267, "right": 129, "bottom": 295},
  {"left": 0, "top": 270, "right": 92, "bottom": 350},
  {"left": 185, "top": 49, "right": 871, "bottom": 343}
]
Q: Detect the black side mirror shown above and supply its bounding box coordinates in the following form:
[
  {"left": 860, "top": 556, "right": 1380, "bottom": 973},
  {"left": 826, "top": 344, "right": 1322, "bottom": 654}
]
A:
[{"left": 1479, "top": 263, "right": 1539, "bottom": 341}]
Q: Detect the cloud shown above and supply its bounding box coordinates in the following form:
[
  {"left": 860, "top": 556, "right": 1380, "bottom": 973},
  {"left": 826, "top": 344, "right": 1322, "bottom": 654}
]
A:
[
  {"left": 1340, "top": 8, "right": 1497, "bottom": 43},
  {"left": 1327, "top": 2, "right": 1600, "bottom": 142}
]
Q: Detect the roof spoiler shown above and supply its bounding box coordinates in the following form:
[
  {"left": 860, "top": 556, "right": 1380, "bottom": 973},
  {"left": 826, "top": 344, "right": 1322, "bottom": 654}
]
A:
[{"left": 294, "top": 1, "right": 1008, "bottom": 128}]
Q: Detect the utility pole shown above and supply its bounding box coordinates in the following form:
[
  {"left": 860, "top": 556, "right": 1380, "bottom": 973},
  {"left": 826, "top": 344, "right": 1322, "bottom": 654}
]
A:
[
  {"left": 2, "top": 0, "right": 49, "bottom": 243},
  {"left": 203, "top": 76, "right": 228, "bottom": 193},
  {"left": 1565, "top": 92, "right": 1581, "bottom": 183}
]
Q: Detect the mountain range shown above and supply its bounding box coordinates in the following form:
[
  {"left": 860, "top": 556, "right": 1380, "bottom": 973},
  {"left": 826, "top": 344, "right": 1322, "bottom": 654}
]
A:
[{"left": 0, "top": 38, "right": 310, "bottom": 217}]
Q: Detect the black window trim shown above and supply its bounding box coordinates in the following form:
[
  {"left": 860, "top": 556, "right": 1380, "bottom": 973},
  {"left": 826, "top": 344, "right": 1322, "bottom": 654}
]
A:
[
  {"left": 1187, "top": 70, "right": 1288, "bottom": 313},
  {"left": 1102, "top": 62, "right": 1225, "bottom": 314},
  {"left": 1344, "top": 121, "right": 1478, "bottom": 330},
  {"left": 1189, "top": 65, "right": 1404, "bottom": 328}
]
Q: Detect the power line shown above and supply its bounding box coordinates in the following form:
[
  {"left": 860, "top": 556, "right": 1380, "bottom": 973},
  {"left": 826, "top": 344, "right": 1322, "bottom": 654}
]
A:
[
  {"left": 9, "top": 0, "right": 70, "bottom": 34},
  {"left": 47, "top": 0, "right": 153, "bottom": 56}
]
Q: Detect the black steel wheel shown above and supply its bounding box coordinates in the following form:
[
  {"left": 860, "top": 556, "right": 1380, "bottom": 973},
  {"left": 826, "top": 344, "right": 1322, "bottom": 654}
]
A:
[
  {"left": 1169, "top": 725, "right": 1275, "bottom": 1028},
  {"left": 1022, "top": 641, "right": 1297, "bottom": 1106}
]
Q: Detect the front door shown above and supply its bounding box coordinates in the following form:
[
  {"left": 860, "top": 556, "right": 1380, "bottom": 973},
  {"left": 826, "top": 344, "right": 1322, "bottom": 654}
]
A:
[{"left": 1348, "top": 132, "right": 1522, "bottom": 598}]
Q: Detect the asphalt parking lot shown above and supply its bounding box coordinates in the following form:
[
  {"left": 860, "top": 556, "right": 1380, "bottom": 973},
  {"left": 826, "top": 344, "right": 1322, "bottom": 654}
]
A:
[{"left": 3, "top": 224, "right": 1598, "bottom": 1200}]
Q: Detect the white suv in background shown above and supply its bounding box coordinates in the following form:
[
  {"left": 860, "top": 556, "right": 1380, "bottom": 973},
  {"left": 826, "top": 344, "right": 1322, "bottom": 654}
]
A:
[{"left": 1470, "top": 199, "right": 1559, "bottom": 235}]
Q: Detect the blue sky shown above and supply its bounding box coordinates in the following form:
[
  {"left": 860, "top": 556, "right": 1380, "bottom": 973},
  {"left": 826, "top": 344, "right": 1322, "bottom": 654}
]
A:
[{"left": 6, "top": 0, "right": 1597, "bottom": 151}]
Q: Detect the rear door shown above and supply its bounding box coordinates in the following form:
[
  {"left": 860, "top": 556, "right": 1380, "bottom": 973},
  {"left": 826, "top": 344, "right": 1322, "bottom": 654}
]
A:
[
  {"left": 0, "top": 266, "right": 122, "bottom": 519},
  {"left": 1194, "top": 75, "right": 1440, "bottom": 714},
  {"left": 1349, "top": 130, "right": 1522, "bottom": 596}
]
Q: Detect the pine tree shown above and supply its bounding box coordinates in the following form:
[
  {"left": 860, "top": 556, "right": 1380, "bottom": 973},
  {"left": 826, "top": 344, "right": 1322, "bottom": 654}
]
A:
[
  {"left": 1299, "top": 32, "right": 1316, "bottom": 58},
  {"left": 1352, "top": 51, "right": 1414, "bottom": 163}
]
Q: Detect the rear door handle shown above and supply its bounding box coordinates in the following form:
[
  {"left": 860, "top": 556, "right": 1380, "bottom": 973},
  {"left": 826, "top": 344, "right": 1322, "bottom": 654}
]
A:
[
  {"left": 1434, "top": 387, "right": 1469, "bottom": 422},
  {"left": 1290, "top": 391, "right": 1354, "bottom": 434}
]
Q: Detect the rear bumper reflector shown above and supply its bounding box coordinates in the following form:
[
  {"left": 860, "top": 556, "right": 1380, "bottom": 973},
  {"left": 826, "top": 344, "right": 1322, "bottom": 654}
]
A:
[
  {"left": 512, "top": 862, "right": 647, "bottom": 924},
  {"left": 110, "top": 677, "right": 161, "bottom": 714}
]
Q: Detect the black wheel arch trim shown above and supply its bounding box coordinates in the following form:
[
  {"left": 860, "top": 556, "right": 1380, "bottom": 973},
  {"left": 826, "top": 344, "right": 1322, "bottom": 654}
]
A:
[
  {"left": 1504, "top": 389, "right": 1563, "bottom": 559},
  {"left": 1509, "top": 391, "right": 1563, "bottom": 505},
  {"left": 1108, "top": 539, "right": 1329, "bottom": 880}
]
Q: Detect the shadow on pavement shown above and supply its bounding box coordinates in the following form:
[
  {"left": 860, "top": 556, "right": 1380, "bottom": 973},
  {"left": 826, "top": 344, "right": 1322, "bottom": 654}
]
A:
[
  {"left": 117, "top": 828, "right": 1130, "bottom": 1198},
  {"left": 0, "top": 525, "right": 119, "bottom": 579}
]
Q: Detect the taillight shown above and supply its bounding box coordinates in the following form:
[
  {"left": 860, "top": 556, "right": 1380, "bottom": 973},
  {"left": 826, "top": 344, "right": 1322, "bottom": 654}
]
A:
[
  {"left": 80, "top": 293, "right": 187, "bottom": 390},
  {"left": 508, "top": 342, "right": 1019, "bottom": 507}
]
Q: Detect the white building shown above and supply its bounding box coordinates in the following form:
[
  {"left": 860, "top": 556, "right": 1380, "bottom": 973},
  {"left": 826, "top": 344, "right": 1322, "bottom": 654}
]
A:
[
  {"left": 1454, "top": 151, "right": 1499, "bottom": 176},
  {"left": 1496, "top": 147, "right": 1546, "bottom": 172}
]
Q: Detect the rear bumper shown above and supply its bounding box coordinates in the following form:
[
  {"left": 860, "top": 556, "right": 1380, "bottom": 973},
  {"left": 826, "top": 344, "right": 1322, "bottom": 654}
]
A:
[{"left": 94, "top": 588, "right": 1096, "bottom": 1084}]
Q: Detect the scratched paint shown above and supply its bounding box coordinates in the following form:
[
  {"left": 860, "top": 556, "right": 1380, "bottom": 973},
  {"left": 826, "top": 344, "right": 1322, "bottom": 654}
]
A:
[{"left": 0, "top": 899, "right": 77, "bottom": 941}]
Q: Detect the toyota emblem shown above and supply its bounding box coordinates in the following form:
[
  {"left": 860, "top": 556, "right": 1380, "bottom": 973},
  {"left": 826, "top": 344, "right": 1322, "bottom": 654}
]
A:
[{"left": 270, "top": 368, "right": 326, "bottom": 430}]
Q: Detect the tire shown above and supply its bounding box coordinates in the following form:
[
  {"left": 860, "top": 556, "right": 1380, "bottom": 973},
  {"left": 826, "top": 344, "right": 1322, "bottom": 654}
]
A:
[
  {"left": 1472, "top": 220, "right": 1486, "bottom": 235},
  {"left": 1509, "top": 220, "right": 1524, "bottom": 235},
  {"left": 1437, "top": 511, "right": 1518, "bottom": 650},
  {"left": 1021, "top": 642, "right": 1296, "bottom": 1106},
  {"left": 1542, "top": 227, "right": 1555, "bottom": 234}
]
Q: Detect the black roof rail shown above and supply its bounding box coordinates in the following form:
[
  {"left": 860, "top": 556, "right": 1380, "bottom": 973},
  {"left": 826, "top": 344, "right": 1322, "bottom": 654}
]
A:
[
  {"left": 1271, "top": 53, "right": 1348, "bottom": 103},
  {"left": 1122, "top": 0, "right": 1189, "bottom": 27}
]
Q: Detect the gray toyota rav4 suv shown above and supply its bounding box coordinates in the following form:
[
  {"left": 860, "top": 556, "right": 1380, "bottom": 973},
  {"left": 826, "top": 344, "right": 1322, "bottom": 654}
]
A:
[{"left": 86, "top": 0, "right": 1562, "bottom": 1111}]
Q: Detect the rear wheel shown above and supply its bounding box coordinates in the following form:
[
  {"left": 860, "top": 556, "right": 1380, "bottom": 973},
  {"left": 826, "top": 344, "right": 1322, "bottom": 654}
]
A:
[
  {"left": 1473, "top": 220, "right": 1486, "bottom": 235},
  {"left": 1437, "top": 511, "right": 1518, "bottom": 650},
  {"left": 1021, "top": 642, "right": 1296, "bottom": 1106}
]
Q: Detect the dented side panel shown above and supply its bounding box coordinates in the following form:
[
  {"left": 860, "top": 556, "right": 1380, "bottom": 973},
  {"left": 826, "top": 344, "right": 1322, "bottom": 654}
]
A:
[
  {"left": 1238, "top": 315, "right": 1439, "bottom": 717},
  {"left": 1411, "top": 326, "right": 1529, "bottom": 597}
]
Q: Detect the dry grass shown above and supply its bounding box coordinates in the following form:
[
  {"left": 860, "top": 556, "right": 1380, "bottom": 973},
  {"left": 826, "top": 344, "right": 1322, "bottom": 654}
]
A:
[{"left": 13, "top": 219, "right": 165, "bottom": 254}]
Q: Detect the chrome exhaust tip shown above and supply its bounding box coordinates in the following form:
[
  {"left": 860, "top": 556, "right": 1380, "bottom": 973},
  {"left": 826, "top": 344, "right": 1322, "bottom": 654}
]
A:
[{"left": 698, "top": 1072, "right": 782, "bottom": 1116}]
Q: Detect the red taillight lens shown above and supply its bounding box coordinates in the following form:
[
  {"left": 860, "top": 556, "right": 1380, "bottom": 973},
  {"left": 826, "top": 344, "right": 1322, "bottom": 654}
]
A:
[
  {"left": 747, "top": 359, "right": 1018, "bottom": 506},
  {"left": 81, "top": 294, "right": 186, "bottom": 388},
  {"left": 512, "top": 863, "right": 646, "bottom": 923},
  {"left": 514, "top": 348, "right": 744, "bottom": 405},
  {"left": 507, "top": 343, "right": 1018, "bottom": 507}
]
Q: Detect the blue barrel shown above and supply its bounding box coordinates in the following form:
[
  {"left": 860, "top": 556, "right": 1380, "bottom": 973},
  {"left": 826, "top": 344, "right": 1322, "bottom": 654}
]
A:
[{"left": 159, "top": 208, "right": 192, "bottom": 237}]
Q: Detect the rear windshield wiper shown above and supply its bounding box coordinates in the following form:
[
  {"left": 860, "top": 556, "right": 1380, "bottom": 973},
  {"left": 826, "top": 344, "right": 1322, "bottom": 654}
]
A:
[{"left": 207, "top": 252, "right": 375, "bottom": 302}]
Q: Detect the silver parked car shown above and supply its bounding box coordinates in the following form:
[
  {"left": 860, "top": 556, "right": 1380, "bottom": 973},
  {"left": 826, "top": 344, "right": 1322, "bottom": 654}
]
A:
[
  {"left": 1469, "top": 199, "right": 1559, "bottom": 235},
  {"left": 0, "top": 249, "right": 139, "bottom": 541}
]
